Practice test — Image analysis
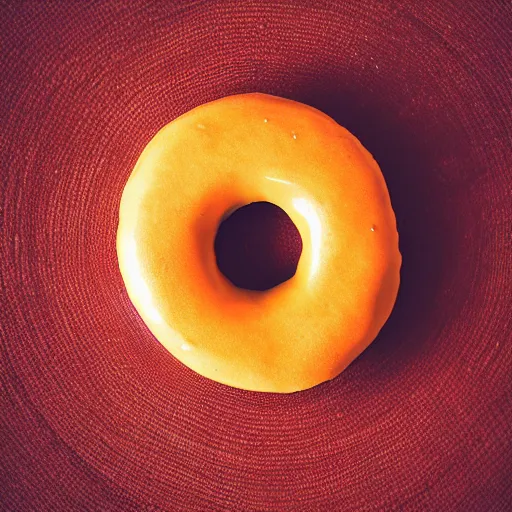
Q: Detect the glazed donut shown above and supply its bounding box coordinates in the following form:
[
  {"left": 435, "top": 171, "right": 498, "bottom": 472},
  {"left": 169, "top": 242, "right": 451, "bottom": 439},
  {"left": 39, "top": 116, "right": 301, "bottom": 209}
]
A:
[{"left": 117, "top": 93, "right": 401, "bottom": 393}]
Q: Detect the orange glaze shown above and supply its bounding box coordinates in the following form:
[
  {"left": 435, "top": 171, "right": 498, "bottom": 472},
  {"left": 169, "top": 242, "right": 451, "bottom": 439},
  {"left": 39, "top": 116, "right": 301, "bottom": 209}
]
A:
[{"left": 117, "top": 93, "right": 401, "bottom": 393}]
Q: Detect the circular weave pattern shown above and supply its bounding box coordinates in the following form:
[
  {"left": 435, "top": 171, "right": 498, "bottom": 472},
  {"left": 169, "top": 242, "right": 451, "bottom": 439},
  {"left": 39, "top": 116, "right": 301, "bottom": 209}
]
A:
[{"left": 1, "top": 1, "right": 511, "bottom": 511}]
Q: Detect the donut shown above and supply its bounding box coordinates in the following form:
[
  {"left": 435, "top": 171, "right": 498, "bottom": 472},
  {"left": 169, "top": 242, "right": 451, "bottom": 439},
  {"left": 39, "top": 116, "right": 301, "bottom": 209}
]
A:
[{"left": 117, "top": 93, "right": 401, "bottom": 393}]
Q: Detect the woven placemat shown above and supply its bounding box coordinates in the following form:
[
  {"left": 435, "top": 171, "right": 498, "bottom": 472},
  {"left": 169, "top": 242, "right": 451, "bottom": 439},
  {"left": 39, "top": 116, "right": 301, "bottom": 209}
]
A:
[{"left": 1, "top": 1, "right": 511, "bottom": 510}]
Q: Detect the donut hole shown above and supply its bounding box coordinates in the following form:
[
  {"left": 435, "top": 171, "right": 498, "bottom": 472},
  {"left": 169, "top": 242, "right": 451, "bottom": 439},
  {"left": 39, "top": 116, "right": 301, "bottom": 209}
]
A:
[{"left": 214, "top": 201, "right": 303, "bottom": 291}]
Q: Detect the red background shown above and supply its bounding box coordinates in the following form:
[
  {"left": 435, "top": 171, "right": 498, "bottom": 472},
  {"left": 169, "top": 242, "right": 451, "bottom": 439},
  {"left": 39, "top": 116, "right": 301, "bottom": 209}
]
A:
[{"left": 1, "top": 1, "right": 511, "bottom": 510}]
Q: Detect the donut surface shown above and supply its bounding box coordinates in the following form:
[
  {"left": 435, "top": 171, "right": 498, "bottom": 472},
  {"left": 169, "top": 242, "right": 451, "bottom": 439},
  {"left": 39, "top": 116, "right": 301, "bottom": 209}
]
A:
[{"left": 117, "top": 93, "right": 401, "bottom": 393}]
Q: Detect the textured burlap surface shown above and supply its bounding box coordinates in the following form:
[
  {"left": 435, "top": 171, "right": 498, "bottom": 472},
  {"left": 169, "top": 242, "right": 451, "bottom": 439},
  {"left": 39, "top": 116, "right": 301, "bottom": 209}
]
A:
[{"left": 1, "top": 1, "right": 511, "bottom": 510}]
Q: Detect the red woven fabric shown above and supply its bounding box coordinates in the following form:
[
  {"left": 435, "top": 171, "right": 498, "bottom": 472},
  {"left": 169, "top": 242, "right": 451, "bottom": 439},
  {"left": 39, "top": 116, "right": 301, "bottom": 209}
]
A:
[{"left": 1, "top": 1, "right": 511, "bottom": 510}]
